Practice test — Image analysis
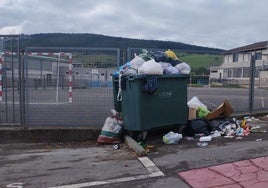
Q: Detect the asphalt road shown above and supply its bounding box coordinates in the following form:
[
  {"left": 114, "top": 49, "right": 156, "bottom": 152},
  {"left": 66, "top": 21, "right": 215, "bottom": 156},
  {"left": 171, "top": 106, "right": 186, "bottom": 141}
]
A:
[{"left": 1, "top": 116, "right": 268, "bottom": 188}]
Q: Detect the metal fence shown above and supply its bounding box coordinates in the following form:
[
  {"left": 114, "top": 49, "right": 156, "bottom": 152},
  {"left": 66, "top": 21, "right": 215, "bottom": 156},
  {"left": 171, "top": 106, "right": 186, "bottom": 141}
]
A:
[
  {"left": 23, "top": 47, "right": 120, "bottom": 127},
  {"left": 0, "top": 43, "right": 268, "bottom": 128}
]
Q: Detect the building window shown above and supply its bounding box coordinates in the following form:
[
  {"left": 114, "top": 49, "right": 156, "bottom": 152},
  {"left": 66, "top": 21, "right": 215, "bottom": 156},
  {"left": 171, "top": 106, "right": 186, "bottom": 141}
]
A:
[
  {"left": 233, "top": 53, "right": 238, "bottom": 62},
  {"left": 243, "top": 67, "right": 250, "bottom": 78},
  {"left": 223, "top": 69, "right": 232, "bottom": 78},
  {"left": 233, "top": 68, "right": 242, "bottom": 78},
  {"left": 255, "top": 67, "right": 260, "bottom": 78},
  {"left": 256, "top": 52, "right": 262, "bottom": 60}
]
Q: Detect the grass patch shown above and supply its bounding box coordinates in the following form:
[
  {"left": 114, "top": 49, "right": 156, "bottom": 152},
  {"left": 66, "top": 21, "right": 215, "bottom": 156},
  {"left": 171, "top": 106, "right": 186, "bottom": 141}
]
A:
[
  {"left": 179, "top": 54, "right": 223, "bottom": 69},
  {"left": 188, "top": 84, "right": 204, "bottom": 87}
]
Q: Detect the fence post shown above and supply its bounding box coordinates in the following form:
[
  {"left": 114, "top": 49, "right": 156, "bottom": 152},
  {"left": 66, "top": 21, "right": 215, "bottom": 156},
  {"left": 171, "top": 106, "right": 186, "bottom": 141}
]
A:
[{"left": 249, "top": 54, "right": 256, "bottom": 114}]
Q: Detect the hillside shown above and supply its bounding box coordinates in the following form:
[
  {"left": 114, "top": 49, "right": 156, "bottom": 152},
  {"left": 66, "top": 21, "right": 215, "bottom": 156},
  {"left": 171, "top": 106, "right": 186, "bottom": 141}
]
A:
[
  {"left": 3, "top": 33, "right": 224, "bottom": 75},
  {"left": 13, "top": 33, "right": 224, "bottom": 54}
]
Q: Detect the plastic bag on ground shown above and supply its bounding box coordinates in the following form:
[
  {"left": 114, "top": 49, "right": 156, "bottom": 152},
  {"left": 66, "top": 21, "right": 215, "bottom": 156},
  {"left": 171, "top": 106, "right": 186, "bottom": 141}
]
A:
[
  {"left": 97, "top": 110, "right": 124, "bottom": 144},
  {"left": 187, "top": 96, "right": 207, "bottom": 109},
  {"left": 197, "top": 106, "right": 210, "bottom": 118},
  {"left": 163, "top": 131, "right": 182, "bottom": 144},
  {"left": 183, "top": 118, "right": 212, "bottom": 136}
]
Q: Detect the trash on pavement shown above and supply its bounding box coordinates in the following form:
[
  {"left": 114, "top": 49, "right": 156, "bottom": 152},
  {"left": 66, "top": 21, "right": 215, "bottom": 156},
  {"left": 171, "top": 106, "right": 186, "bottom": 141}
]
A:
[
  {"left": 113, "top": 144, "right": 120, "bottom": 150},
  {"left": 163, "top": 131, "right": 182, "bottom": 144},
  {"left": 196, "top": 142, "right": 208, "bottom": 147},
  {"left": 97, "top": 109, "right": 124, "bottom": 144},
  {"left": 199, "top": 135, "right": 212, "bottom": 142},
  {"left": 183, "top": 118, "right": 211, "bottom": 137},
  {"left": 187, "top": 96, "right": 210, "bottom": 119},
  {"left": 187, "top": 96, "right": 207, "bottom": 109},
  {"left": 250, "top": 126, "right": 267, "bottom": 133},
  {"left": 205, "top": 100, "right": 233, "bottom": 120}
]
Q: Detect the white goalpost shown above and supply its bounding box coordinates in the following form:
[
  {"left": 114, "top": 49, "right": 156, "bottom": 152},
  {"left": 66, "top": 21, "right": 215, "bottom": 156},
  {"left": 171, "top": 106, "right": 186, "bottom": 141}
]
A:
[{"left": 28, "top": 52, "right": 73, "bottom": 104}]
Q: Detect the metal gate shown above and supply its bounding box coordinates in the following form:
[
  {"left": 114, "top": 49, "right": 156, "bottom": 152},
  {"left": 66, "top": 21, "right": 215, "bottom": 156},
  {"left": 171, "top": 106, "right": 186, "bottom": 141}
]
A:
[{"left": 0, "top": 35, "right": 24, "bottom": 126}]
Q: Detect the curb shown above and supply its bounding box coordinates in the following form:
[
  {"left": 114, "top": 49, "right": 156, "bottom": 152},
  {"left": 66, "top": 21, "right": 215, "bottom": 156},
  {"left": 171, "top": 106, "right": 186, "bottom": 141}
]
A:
[
  {"left": 124, "top": 135, "right": 146, "bottom": 156},
  {"left": 0, "top": 127, "right": 101, "bottom": 143},
  {"left": 0, "top": 127, "right": 147, "bottom": 157}
]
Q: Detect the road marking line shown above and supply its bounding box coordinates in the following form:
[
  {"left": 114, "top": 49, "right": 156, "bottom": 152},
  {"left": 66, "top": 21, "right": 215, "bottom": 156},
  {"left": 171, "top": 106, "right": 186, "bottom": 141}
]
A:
[
  {"left": 49, "top": 157, "right": 164, "bottom": 188},
  {"left": 138, "top": 156, "right": 164, "bottom": 175}
]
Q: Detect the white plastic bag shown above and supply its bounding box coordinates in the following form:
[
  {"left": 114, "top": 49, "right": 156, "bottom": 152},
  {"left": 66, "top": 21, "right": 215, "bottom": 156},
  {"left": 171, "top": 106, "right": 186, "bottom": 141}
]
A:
[
  {"left": 138, "top": 59, "right": 163, "bottom": 75},
  {"left": 164, "top": 66, "right": 180, "bottom": 74},
  {"left": 130, "top": 55, "right": 145, "bottom": 70},
  {"left": 175, "top": 62, "right": 191, "bottom": 74},
  {"left": 187, "top": 96, "right": 207, "bottom": 109},
  {"left": 162, "top": 131, "right": 182, "bottom": 144}
]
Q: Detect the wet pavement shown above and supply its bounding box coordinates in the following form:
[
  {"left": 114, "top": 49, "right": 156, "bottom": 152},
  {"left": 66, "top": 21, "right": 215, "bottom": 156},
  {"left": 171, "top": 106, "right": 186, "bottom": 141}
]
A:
[{"left": 0, "top": 115, "right": 268, "bottom": 187}]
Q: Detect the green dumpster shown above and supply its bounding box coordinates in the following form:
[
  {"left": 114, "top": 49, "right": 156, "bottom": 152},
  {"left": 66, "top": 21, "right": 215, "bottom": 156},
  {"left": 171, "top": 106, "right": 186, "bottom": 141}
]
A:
[
  {"left": 114, "top": 74, "right": 188, "bottom": 131},
  {"left": 112, "top": 76, "right": 121, "bottom": 112}
]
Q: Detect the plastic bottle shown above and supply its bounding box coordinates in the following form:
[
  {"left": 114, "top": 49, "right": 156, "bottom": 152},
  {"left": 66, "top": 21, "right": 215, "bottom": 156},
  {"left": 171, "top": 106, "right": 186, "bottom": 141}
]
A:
[
  {"left": 199, "top": 135, "right": 212, "bottom": 142},
  {"left": 196, "top": 142, "right": 208, "bottom": 147}
]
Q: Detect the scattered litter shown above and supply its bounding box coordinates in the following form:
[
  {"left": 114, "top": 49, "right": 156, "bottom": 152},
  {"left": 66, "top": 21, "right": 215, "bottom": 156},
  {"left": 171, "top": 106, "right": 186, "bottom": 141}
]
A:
[
  {"left": 184, "top": 137, "right": 194, "bottom": 141},
  {"left": 194, "top": 133, "right": 206, "bottom": 138},
  {"left": 244, "top": 116, "right": 259, "bottom": 122},
  {"left": 205, "top": 100, "right": 233, "bottom": 120},
  {"left": 113, "top": 144, "right": 120, "bottom": 150},
  {"left": 224, "top": 135, "right": 234, "bottom": 138},
  {"left": 163, "top": 131, "right": 182, "bottom": 144},
  {"left": 256, "top": 138, "right": 262, "bottom": 142},
  {"left": 236, "top": 137, "right": 243, "bottom": 140},
  {"left": 211, "top": 130, "right": 221, "bottom": 138},
  {"left": 250, "top": 126, "right": 267, "bottom": 133},
  {"left": 97, "top": 109, "right": 123, "bottom": 144},
  {"left": 196, "top": 142, "right": 208, "bottom": 147},
  {"left": 138, "top": 142, "right": 146, "bottom": 148},
  {"left": 145, "top": 145, "right": 154, "bottom": 150},
  {"left": 199, "top": 135, "right": 212, "bottom": 142}
]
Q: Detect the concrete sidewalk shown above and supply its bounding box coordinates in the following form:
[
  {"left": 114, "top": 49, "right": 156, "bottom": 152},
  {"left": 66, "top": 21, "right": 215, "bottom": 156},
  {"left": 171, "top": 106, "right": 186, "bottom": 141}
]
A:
[{"left": 1, "top": 115, "right": 268, "bottom": 187}]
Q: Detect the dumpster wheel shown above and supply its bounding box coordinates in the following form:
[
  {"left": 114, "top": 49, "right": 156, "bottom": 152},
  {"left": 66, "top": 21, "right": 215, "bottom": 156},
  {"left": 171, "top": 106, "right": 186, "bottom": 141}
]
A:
[{"left": 127, "top": 131, "right": 148, "bottom": 142}]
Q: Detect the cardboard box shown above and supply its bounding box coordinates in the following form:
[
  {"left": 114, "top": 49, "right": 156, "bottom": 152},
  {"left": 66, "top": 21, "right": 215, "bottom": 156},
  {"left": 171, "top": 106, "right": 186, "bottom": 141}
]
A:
[
  {"left": 188, "top": 108, "right": 197, "bottom": 120},
  {"left": 205, "top": 100, "right": 233, "bottom": 120}
]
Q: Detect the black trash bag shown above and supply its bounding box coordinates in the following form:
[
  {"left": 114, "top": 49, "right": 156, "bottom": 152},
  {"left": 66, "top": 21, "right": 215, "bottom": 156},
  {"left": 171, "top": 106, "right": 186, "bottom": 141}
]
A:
[
  {"left": 142, "top": 75, "right": 158, "bottom": 94},
  {"left": 182, "top": 118, "right": 212, "bottom": 136},
  {"left": 149, "top": 50, "right": 171, "bottom": 62},
  {"left": 170, "top": 59, "right": 183, "bottom": 66}
]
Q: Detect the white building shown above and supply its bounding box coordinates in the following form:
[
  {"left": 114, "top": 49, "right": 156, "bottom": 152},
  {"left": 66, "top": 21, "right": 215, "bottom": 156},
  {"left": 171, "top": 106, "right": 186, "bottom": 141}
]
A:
[{"left": 210, "top": 41, "right": 268, "bottom": 87}]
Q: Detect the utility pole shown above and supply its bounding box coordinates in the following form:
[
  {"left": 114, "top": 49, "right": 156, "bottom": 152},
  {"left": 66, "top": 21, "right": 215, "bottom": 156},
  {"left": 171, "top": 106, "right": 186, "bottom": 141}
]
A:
[{"left": 249, "top": 54, "right": 256, "bottom": 114}]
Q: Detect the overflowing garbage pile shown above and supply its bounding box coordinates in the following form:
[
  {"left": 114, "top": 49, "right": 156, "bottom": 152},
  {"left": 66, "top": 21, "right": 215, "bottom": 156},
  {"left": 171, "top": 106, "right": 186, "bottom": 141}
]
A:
[
  {"left": 113, "top": 49, "right": 191, "bottom": 78},
  {"left": 163, "top": 96, "right": 267, "bottom": 146},
  {"left": 97, "top": 49, "right": 191, "bottom": 144}
]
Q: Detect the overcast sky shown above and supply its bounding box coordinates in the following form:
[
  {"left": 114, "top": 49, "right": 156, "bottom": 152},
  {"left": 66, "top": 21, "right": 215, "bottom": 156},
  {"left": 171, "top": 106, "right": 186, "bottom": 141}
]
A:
[{"left": 0, "top": 0, "right": 267, "bottom": 50}]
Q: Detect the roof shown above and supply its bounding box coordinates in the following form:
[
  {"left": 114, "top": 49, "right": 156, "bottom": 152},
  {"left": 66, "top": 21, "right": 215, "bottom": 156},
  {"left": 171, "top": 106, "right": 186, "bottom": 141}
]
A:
[{"left": 223, "top": 41, "right": 268, "bottom": 54}]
